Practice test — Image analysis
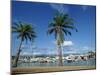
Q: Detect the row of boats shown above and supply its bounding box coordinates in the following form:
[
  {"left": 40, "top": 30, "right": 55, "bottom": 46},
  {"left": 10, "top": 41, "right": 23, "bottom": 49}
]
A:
[{"left": 18, "top": 54, "right": 95, "bottom": 63}]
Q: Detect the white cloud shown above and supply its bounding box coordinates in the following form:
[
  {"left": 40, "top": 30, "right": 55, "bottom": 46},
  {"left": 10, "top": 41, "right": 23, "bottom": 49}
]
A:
[
  {"left": 81, "top": 46, "right": 95, "bottom": 52},
  {"left": 64, "top": 51, "right": 78, "bottom": 54},
  {"left": 21, "top": 52, "right": 32, "bottom": 55},
  {"left": 64, "top": 46, "right": 95, "bottom": 54},
  {"left": 63, "top": 41, "right": 73, "bottom": 46},
  {"left": 21, "top": 45, "right": 25, "bottom": 48},
  {"left": 82, "top": 46, "right": 89, "bottom": 50},
  {"left": 33, "top": 52, "right": 42, "bottom": 55},
  {"left": 52, "top": 40, "right": 73, "bottom": 46},
  {"left": 50, "top": 3, "right": 68, "bottom": 13},
  {"left": 81, "top": 6, "right": 88, "bottom": 11},
  {"left": 53, "top": 40, "right": 73, "bottom": 47}
]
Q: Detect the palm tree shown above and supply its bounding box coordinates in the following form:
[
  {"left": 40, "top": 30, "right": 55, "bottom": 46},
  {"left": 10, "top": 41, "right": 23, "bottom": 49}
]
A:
[
  {"left": 12, "top": 21, "right": 36, "bottom": 67},
  {"left": 47, "top": 13, "right": 78, "bottom": 66}
]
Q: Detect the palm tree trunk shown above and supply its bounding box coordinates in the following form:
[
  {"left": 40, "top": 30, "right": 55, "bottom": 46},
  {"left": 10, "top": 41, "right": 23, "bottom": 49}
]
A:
[
  {"left": 57, "top": 45, "right": 63, "bottom": 66},
  {"left": 13, "top": 38, "right": 23, "bottom": 67}
]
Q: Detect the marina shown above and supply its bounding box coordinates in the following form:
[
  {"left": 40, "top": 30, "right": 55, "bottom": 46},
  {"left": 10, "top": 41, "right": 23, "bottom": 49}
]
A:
[{"left": 12, "top": 52, "right": 96, "bottom": 67}]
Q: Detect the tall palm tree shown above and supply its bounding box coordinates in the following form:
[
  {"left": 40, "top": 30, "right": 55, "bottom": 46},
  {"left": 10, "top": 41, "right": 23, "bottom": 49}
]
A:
[
  {"left": 47, "top": 13, "right": 78, "bottom": 66},
  {"left": 12, "top": 21, "right": 36, "bottom": 67}
]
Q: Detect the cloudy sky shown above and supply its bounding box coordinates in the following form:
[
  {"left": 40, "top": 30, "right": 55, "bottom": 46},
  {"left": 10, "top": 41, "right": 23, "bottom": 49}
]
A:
[{"left": 12, "top": 1, "right": 96, "bottom": 55}]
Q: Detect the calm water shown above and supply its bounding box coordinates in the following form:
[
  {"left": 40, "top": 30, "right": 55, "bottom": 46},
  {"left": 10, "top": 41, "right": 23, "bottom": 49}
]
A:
[{"left": 17, "top": 58, "right": 96, "bottom": 67}]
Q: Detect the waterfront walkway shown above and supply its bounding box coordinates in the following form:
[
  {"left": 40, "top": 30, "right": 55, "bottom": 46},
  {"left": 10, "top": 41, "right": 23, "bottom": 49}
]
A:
[{"left": 12, "top": 66, "right": 95, "bottom": 75}]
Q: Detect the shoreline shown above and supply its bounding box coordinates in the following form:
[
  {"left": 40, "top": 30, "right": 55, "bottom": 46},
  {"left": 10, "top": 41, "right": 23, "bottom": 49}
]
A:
[{"left": 12, "top": 66, "right": 96, "bottom": 74}]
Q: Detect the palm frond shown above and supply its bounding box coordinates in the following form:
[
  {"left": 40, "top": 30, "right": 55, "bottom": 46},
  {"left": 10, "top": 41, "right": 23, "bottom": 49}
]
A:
[
  {"left": 12, "top": 21, "right": 36, "bottom": 43},
  {"left": 62, "top": 25, "right": 75, "bottom": 30},
  {"left": 47, "top": 13, "right": 78, "bottom": 44},
  {"left": 47, "top": 27, "right": 55, "bottom": 35},
  {"left": 62, "top": 29, "right": 72, "bottom": 36}
]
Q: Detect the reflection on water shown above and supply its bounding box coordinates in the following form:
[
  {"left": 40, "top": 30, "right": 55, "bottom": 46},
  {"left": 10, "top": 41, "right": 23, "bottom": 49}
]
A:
[{"left": 17, "top": 58, "right": 96, "bottom": 67}]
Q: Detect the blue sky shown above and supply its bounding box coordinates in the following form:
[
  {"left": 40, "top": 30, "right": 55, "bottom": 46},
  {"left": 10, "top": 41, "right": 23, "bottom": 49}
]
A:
[{"left": 11, "top": 1, "right": 96, "bottom": 55}]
